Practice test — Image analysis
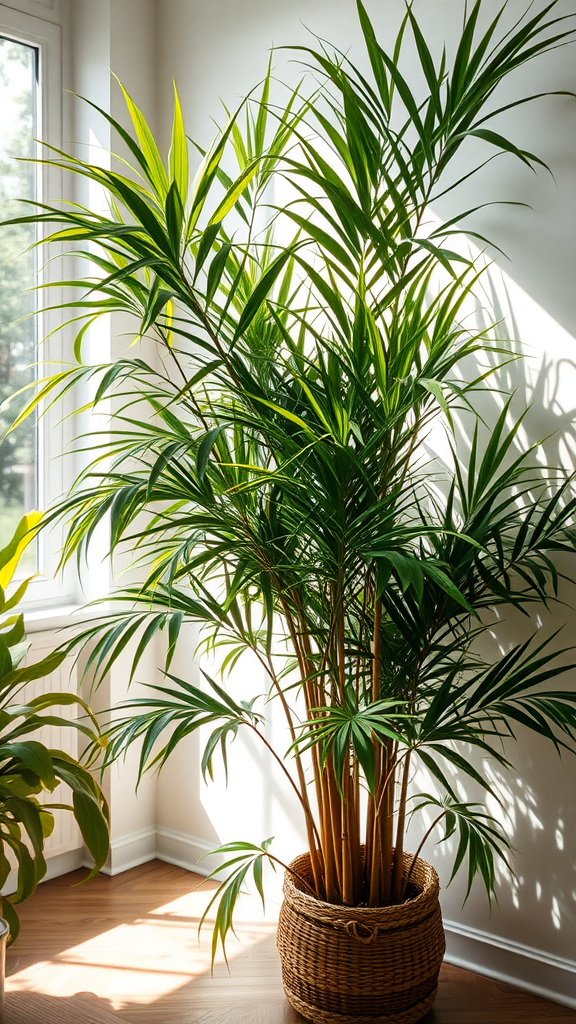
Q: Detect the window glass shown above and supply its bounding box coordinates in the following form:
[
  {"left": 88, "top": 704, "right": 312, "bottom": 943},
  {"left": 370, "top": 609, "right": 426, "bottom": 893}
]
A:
[{"left": 0, "top": 36, "right": 38, "bottom": 572}]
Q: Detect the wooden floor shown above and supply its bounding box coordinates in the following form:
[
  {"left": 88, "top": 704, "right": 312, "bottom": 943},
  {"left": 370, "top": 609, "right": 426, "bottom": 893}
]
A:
[{"left": 4, "top": 859, "right": 574, "bottom": 1023}]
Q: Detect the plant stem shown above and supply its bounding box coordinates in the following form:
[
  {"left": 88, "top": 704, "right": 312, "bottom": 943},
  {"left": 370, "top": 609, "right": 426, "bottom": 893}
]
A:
[
  {"left": 366, "top": 594, "right": 383, "bottom": 901},
  {"left": 320, "top": 767, "right": 340, "bottom": 902},
  {"left": 341, "top": 760, "right": 354, "bottom": 906},
  {"left": 392, "top": 749, "right": 411, "bottom": 902},
  {"left": 380, "top": 745, "right": 394, "bottom": 904},
  {"left": 326, "top": 754, "right": 344, "bottom": 894},
  {"left": 351, "top": 759, "right": 361, "bottom": 902}
]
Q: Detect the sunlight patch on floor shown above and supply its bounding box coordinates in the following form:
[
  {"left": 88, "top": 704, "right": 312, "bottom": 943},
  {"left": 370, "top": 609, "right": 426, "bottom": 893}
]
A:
[{"left": 5, "top": 888, "right": 277, "bottom": 1010}]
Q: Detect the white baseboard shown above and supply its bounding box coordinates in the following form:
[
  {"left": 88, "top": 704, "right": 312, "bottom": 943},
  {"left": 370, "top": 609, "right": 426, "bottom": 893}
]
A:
[
  {"left": 444, "top": 918, "right": 576, "bottom": 1009},
  {"left": 45, "top": 848, "right": 86, "bottom": 880},
  {"left": 1, "top": 847, "right": 85, "bottom": 896},
  {"left": 156, "top": 827, "right": 223, "bottom": 878},
  {"left": 81, "top": 825, "right": 223, "bottom": 879},
  {"left": 91, "top": 826, "right": 158, "bottom": 877}
]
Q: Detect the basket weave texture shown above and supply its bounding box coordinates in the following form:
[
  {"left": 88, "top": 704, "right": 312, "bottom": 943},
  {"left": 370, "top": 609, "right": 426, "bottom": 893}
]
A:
[{"left": 277, "top": 850, "right": 445, "bottom": 1024}]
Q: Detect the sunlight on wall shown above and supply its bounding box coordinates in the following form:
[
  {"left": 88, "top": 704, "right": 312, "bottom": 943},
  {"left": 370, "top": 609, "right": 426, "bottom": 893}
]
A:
[
  {"left": 410, "top": 232, "right": 576, "bottom": 949},
  {"left": 198, "top": 641, "right": 307, "bottom": 903}
]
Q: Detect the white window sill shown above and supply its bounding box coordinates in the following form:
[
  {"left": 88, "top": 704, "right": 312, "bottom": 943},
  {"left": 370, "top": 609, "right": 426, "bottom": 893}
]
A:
[{"left": 23, "top": 603, "right": 107, "bottom": 634}]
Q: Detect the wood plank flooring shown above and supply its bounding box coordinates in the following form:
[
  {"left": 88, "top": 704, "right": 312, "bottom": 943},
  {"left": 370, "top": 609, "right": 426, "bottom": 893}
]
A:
[{"left": 3, "top": 859, "right": 574, "bottom": 1023}]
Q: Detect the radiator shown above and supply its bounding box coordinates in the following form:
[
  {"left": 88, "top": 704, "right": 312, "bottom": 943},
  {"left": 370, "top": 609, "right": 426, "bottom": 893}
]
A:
[{"left": 20, "top": 636, "right": 83, "bottom": 859}]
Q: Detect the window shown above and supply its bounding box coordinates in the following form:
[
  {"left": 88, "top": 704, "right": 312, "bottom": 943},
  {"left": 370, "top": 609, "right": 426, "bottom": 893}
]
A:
[
  {"left": 0, "top": 5, "right": 73, "bottom": 608},
  {"left": 0, "top": 35, "right": 39, "bottom": 574}
]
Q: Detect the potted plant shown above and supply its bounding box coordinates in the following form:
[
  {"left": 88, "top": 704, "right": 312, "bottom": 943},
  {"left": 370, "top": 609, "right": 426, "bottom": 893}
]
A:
[
  {"left": 6, "top": 1, "right": 576, "bottom": 1020},
  {"left": 0, "top": 513, "right": 110, "bottom": 1009}
]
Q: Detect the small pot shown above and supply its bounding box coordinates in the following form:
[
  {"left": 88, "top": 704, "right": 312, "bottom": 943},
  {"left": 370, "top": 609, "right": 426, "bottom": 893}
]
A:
[
  {"left": 0, "top": 918, "right": 9, "bottom": 1019},
  {"left": 277, "top": 851, "right": 445, "bottom": 1024}
]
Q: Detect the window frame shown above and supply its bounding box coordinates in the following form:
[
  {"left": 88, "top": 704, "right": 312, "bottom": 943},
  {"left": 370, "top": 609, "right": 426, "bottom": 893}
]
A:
[{"left": 0, "top": 4, "right": 78, "bottom": 609}]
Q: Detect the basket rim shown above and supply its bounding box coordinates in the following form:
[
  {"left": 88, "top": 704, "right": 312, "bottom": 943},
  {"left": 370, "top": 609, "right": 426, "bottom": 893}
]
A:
[{"left": 283, "top": 849, "right": 440, "bottom": 926}]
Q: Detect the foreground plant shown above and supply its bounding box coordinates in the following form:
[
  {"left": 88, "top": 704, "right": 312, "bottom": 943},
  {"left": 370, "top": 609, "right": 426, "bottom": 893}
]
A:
[
  {"left": 0, "top": 514, "right": 109, "bottom": 940},
  {"left": 5, "top": 0, "right": 576, "bottom": 955}
]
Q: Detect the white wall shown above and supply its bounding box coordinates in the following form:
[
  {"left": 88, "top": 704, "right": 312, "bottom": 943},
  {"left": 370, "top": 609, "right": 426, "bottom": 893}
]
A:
[
  {"left": 65, "top": 0, "right": 161, "bottom": 874},
  {"left": 150, "top": 0, "right": 576, "bottom": 1007}
]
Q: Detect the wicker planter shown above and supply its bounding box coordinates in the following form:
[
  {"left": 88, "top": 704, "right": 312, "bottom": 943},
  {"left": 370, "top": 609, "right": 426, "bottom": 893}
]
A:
[{"left": 277, "top": 851, "right": 445, "bottom": 1024}]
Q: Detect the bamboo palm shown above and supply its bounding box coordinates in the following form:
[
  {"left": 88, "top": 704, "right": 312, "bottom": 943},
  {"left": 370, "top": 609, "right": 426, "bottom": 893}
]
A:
[{"left": 4, "top": 0, "right": 576, "bottom": 954}]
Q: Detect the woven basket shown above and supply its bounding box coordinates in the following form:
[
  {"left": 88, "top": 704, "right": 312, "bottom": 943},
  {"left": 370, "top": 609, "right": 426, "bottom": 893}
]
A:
[{"left": 276, "top": 850, "right": 445, "bottom": 1024}]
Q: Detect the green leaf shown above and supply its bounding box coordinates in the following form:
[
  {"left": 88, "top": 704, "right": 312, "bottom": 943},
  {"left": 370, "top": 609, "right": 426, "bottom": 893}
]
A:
[
  {"left": 1, "top": 896, "right": 20, "bottom": 945},
  {"left": 463, "top": 127, "right": 550, "bottom": 172},
  {"left": 418, "top": 378, "right": 451, "bottom": 420},
  {"left": 169, "top": 82, "right": 189, "bottom": 204},
  {"left": 422, "top": 563, "right": 476, "bottom": 615},
  {"left": 117, "top": 79, "right": 170, "bottom": 197},
  {"left": 0, "top": 742, "right": 57, "bottom": 791},
  {"left": 234, "top": 249, "right": 295, "bottom": 341},
  {"left": 197, "top": 425, "right": 227, "bottom": 482},
  {"left": 209, "top": 159, "right": 261, "bottom": 225},
  {"left": 165, "top": 180, "right": 184, "bottom": 253},
  {"left": 72, "top": 788, "right": 110, "bottom": 879},
  {"left": 206, "top": 243, "right": 232, "bottom": 304},
  {"left": 0, "top": 512, "right": 42, "bottom": 590}
]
